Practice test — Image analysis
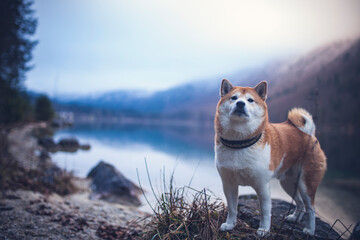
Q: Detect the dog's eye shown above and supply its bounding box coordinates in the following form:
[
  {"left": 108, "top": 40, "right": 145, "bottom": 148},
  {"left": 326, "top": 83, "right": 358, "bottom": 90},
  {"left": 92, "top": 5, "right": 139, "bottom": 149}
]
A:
[
  {"left": 247, "top": 98, "right": 254, "bottom": 103},
  {"left": 231, "top": 96, "right": 237, "bottom": 100}
]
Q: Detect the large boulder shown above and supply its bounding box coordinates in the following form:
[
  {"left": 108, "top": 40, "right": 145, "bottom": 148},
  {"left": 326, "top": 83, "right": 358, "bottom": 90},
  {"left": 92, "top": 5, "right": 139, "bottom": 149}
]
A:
[
  {"left": 237, "top": 195, "right": 342, "bottom": 239},
  {"left": 87, "top": 161, "right": 142, "bottom": 207}
]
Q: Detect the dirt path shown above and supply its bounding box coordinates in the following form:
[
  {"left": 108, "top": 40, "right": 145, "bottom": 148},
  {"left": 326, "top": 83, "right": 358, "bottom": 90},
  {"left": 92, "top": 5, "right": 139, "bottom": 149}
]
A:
[
  {"left": 0, "top": 187, "right": 147, "bottom": 239},
  {"left": 6, "top": 122, "right": 46, "bottom": 170}
]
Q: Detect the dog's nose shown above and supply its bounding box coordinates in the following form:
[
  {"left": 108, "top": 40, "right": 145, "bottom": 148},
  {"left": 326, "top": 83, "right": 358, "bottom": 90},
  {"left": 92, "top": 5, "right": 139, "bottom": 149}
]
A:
[{"left": 236, "top": 101, "right": 245, "bottom": 108}]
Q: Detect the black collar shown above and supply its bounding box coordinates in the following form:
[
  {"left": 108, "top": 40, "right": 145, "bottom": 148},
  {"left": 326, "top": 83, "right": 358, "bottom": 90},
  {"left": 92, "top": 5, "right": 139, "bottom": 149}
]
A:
[{"left": 220, "top": 133, "right": 262, "bottom": 149}]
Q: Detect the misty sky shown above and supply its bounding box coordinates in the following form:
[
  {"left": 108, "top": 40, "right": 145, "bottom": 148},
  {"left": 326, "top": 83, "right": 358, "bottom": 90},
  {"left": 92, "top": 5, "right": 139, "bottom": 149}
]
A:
[{"left": 26, "top": 0, "right": 360, "bottom": 96}]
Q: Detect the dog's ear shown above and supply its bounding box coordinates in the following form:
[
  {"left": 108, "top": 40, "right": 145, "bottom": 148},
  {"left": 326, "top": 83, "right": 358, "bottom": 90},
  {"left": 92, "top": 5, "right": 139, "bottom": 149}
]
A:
[
  {"left": 254, "top": 81, "right": 267, "bottom": 101},
  {"left": 220, "top": 79, "right": 233, "bottom": 97}
]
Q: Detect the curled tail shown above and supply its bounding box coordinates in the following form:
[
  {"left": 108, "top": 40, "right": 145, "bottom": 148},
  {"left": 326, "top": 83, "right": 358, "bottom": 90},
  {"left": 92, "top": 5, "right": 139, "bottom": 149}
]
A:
[{"left": 288, "top": 108, "right": 315, "bottom": 135}]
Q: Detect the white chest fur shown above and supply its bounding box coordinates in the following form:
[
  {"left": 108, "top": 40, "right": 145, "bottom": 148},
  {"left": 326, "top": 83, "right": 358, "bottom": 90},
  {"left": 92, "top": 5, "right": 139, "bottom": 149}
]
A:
[{"left": 215, "top": 143, "right": 273, "bottom": 187}]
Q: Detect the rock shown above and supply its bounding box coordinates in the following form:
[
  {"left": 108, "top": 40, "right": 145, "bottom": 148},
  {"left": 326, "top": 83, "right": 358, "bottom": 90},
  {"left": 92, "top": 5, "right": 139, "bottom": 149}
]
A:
[
  {"left": 57, "top": 138, "right": 80, "bottom": 153},
  {"left": 51, "top": 119, "right": 61, "bottom": 128},
  {"left": 38, "top": 137, "right": 58, "bottom": 152},
  {"left": 58, "top": 138, "right": 80, "bottom": 148},
  {"left": 237, "top": 194, "right": 342, "bottom": 239},
  {"left": 87, "top": 161, "right": 142, "bottom": 207},
  {"left": 350, "top": 221, "right": 360, "bottom": 240},
  {"left": 79, "top": 144, "right": 91, "bottom": 150},
  {"left": 39, "top": 136, "right": 87, "bottom": 153},
  {"left": 57, "top": 138, "right": 90, "bottom": 153}
]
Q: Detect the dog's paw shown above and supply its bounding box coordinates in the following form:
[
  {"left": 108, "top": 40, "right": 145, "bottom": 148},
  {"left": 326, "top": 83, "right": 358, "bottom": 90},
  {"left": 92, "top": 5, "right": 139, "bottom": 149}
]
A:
[
  {"left": 220, "top": 222, "right": 235, "bottom": 231},
  {"left": 303, "top": 227, "right": 315, "bottom": 235},
  {"left": 256, "top": 228, "right": 269, "bottom": 237},
  {"left": 285, "top": 214, "right": 301, "bottom": 223}
]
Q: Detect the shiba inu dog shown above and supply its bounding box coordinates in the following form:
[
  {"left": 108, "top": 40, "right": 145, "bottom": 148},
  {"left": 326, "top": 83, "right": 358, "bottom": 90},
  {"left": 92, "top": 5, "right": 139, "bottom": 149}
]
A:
[{"left": 215, "top": 79, "right": 327, "bottom": 236}]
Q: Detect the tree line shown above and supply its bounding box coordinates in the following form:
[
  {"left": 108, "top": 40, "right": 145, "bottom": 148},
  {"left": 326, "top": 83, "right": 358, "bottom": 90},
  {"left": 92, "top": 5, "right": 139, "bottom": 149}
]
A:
[{"left": 0, "top": 0, "right": 53, "bottom": 123}]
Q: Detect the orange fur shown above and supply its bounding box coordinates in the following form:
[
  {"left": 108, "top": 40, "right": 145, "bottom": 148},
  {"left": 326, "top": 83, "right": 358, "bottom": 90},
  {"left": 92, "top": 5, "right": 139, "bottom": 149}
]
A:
[
  {"left": 288, "top": 108, "right": 313, "bottom": 129},
  {"left": 215, "top": 85, "right": 327, "bottom": 206}
]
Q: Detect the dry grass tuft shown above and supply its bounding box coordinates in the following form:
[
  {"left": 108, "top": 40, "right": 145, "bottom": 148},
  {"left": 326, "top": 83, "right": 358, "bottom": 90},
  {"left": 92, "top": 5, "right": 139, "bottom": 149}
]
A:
[{"left": 138, "top": 162, "right": 260, "bottom": 240}]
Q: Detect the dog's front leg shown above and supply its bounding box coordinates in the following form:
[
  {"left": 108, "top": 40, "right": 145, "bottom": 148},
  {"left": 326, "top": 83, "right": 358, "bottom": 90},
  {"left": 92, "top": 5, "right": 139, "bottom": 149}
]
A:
[
  {"left": 253, "top": 182, "right": 271, "bottom": 236},
  {"left": 220, "top": 181, "right": 239, "bottom": 231}
]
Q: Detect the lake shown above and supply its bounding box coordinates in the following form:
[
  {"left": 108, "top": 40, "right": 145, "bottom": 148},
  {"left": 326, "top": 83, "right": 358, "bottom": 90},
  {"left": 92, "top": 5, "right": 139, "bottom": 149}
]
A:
[
  {"left": 52, "top": 123, "right": 250, "bottom": 205},
  {"left": 52, "top": 123, "right": 358, "bottom": 236}
]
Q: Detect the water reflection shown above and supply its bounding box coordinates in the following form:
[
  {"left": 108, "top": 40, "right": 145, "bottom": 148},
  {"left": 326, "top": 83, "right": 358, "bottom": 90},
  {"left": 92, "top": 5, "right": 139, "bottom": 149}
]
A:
[{"left": 55, "top": 123, "right": 215, "bottom": 160}]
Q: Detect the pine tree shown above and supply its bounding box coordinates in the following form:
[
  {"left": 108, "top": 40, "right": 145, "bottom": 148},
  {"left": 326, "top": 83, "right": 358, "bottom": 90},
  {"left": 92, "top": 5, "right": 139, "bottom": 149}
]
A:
[
  {"left": 0, "top": 0, "right": 37, "bottom": 123},
  {"left": 35, "top": 95, "right": 54, "bottom": 121}
]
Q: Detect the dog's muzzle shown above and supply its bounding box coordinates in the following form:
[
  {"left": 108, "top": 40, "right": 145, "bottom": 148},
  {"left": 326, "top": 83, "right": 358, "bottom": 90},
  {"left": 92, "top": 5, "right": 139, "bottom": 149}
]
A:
[{"left": 232, "top": 101, "right": 248, "bottom": 117}]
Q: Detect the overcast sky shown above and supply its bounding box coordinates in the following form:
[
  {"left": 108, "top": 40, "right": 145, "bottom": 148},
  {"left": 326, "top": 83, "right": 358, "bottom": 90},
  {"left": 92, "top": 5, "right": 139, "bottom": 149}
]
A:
[{"left": 26, "top": 0, "right": 360, "bottom": 96}]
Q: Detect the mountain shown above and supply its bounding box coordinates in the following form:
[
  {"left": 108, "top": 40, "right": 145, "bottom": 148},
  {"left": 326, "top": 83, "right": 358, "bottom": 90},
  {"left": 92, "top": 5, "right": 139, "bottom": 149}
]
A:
[
  {"left": 54, "top": 39, "right": 359, "bottom": 125},
  {"left": 53, "top": 66, "right": 267, "bottom": 121},
  {"left": 266, "top": 39, "right": 359, "bottom": 126},
  {"left": 265, "top": 39, "right": 360, "bottom": 173}
]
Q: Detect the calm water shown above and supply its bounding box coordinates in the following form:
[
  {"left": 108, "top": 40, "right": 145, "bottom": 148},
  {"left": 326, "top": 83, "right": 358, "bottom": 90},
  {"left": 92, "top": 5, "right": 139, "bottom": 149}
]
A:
[{"left": 52, "top": 123, "right": 358, "bottom": 236}]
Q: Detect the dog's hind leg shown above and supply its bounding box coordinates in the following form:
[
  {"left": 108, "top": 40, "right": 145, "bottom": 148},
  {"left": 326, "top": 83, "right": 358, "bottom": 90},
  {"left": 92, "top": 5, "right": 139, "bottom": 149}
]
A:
[
  {"left": 280, "top": 179, "right": 305, "bottom": 223},
  {"left": 298, "top": 179, "right": 316, "bottom": 235},
  {"left": 220, "top": 181, "right": 239, "bottom": 231},
  {"left": 300, "top": 141, "right": 327, "bottom": 235},
  {"left": 253, "top": 182, "right": 271, "bottom": 236}
]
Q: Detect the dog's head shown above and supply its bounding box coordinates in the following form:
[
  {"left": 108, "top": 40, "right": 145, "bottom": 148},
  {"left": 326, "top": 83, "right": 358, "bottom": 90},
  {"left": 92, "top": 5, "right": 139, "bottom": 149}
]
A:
[{"left": 215, "top": 79, "right": 268, "bottom": 138}]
